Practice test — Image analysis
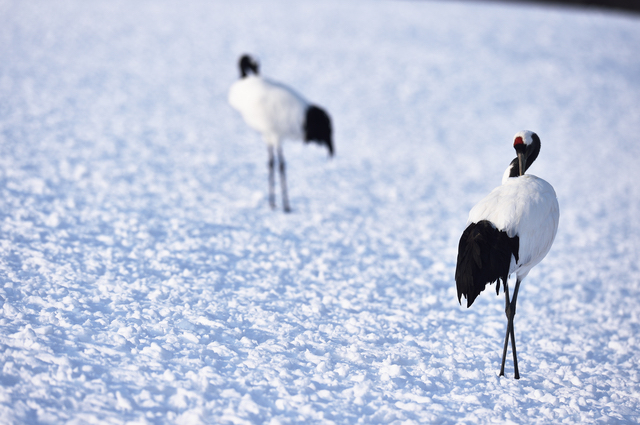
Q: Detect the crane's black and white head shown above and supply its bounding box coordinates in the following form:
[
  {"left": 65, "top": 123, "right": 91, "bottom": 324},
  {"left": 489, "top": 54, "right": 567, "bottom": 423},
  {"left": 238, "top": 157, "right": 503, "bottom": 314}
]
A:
[
  {"left": 507, "top": 130, "right": 541, "bottom": 178},
  {"left": 239, "top": 54, "right": 259, "bottom": 78}
]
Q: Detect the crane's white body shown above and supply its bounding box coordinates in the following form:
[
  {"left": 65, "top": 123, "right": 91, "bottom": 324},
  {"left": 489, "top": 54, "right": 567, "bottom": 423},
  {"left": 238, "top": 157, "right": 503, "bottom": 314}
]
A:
[
  {"left": 228, "top": 75, "right": 308, "bottom": 147},
  {"left": 467, "top": 173, "right": 559, "bottom": 281}
]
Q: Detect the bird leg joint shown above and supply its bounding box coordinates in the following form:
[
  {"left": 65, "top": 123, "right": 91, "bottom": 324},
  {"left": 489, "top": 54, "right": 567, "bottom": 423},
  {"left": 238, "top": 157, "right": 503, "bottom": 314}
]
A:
[{"left": 505, "top": 303, "right": 516, "bottom": 318}]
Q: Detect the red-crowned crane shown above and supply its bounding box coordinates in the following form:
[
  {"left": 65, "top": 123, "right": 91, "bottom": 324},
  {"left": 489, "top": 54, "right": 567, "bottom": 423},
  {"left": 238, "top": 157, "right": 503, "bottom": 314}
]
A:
[
  {"left": 228, "top": 54, "right": 333, "bottom": 213},
  {"left": 455, "top": 130, "right": 559, "bottom": 379}
]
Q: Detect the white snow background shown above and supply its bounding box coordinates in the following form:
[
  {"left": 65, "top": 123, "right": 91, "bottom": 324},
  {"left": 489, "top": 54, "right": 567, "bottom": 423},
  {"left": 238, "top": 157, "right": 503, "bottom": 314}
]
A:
[{"left": 1, "top": 0, "right": 640, "bottom": 423}]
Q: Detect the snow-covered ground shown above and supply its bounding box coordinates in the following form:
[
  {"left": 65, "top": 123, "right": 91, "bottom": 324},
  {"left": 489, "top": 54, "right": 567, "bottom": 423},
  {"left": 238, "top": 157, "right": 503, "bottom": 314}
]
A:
[{"left": 1, "top": 0, "right": 640, "bottom": 423}]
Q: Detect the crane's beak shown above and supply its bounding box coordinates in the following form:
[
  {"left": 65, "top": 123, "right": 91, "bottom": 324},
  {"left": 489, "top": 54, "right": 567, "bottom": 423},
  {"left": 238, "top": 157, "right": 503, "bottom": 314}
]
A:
[{"left": 517, "top": 151, "right": 526, "bottom": 176}]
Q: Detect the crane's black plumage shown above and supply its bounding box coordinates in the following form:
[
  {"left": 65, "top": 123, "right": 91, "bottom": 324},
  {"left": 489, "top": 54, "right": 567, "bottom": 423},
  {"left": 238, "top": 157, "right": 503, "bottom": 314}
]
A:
[
  {"left": 455, "top": 220, "right": 519, "bottom": 308},
  {"left": 304, "top": 105, "right": 333, "bottom": 156}
]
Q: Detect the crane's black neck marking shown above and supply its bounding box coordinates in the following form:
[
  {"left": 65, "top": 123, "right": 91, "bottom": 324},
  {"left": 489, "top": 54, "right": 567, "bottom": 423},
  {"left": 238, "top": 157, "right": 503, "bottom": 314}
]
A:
[
  {"left": 304, "top": 105, "right": 334, "bottom": 156},
  {"left": 455, "top": 220, "right": 519, "bottom": 308},
  {"left": 239, "top": 54, "right": 259, "bottom": 78},
  {"left": 508, "top": 132, "right": 541, "bottom": 178}
]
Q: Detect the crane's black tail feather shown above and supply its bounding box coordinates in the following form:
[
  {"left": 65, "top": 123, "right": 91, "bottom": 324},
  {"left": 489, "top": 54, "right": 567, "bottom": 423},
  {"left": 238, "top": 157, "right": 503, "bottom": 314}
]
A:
[
  {"left": 304, "top": 105, "right": 333, "bottom": 156},
  {"left": 455, "top": 220, "right": 519, "bottom": 308}
]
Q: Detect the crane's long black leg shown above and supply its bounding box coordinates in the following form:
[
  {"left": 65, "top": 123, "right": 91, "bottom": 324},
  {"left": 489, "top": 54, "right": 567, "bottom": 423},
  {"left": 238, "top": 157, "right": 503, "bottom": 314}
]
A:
[
  {"left": 277, "top": 145, "right": 291, "bottom": 213},
  {"left": 500, "top": 281, "right": 511, "bottom": 377},
  {"left": 509, "top": 278, "right": 522, "bottom": 379},
  {"left": 268, "top": 145, "right": 276, "bottom": 210}
]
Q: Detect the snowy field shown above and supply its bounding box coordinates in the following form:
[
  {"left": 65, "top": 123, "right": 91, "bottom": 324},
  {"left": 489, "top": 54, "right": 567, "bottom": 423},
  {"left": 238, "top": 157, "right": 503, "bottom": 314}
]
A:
[{"left": 1, "top": 0, "right": 640, "bottom": 423}]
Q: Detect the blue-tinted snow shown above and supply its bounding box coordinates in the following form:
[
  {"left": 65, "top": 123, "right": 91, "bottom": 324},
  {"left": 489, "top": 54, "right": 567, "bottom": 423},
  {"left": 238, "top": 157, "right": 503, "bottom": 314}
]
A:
[{"left": 1, "top": 0, "right": 640, "bottom": 423}]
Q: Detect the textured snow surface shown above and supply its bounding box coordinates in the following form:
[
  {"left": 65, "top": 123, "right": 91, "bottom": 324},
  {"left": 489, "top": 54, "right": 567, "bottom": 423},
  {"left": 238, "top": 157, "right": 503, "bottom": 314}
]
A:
[{"left": 1, "top": 0, "right": 640, "bottom": 423}]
